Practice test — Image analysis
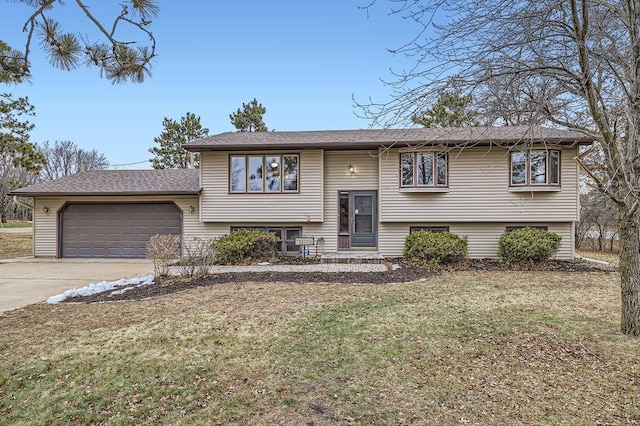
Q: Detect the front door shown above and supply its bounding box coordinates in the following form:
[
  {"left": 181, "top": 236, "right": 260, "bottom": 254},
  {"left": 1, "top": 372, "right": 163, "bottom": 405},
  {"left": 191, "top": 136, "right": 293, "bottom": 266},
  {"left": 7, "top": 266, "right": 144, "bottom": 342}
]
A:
[{"left": 350, "top": 191, "right": 377, "bottom": 248}]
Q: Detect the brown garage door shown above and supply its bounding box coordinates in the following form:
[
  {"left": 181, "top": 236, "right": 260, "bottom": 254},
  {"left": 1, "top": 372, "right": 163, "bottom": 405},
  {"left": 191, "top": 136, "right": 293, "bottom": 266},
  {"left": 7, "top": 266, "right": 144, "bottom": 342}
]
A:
[{"left": 60, "top": 203, "right": 182, "bottom": 258}]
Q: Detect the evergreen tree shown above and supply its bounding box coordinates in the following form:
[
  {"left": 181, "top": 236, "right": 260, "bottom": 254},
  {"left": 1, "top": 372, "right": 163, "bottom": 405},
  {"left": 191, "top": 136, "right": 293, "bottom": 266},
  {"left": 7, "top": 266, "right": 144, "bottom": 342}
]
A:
[
  {"left": 149, "top": 112, "right": 209, "bottom": 169},
  {"left": 0, "top": 94, "right": 44, "bottom": 173},
  {"left": 1, "top": 1, "right": 158, "bottom": 83},
  {"left": 412, "top": 91, "right": 480, "bottom": 128},
  {"left": 230, "top": 98, "right": 269, "bottom": 132},
  {"left": 0, "top": 42, "right": 45, "bottom": 221},
  {"left": 0, "top": 44, "right": 45, "bottom": 174}
]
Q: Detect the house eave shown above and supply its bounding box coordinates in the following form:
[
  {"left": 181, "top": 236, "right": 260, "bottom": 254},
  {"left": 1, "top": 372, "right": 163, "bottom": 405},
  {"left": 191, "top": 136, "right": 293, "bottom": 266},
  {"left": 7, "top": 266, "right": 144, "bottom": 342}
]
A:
[
  {"left": 184, "top": 138, "right": 593, "bottom": 152},
  {"left": 8, "top": 190, "right": 202, "bottom": 197}
]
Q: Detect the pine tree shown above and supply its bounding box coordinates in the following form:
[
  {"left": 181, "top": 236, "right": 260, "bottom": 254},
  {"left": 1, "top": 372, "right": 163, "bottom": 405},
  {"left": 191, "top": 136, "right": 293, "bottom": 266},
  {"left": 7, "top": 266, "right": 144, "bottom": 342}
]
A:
[
  {"left": 229, "top": 99, "right": 269, "bottom": 132},
  {"left": 1, "top": 1, "right": 158, "bottom": 83},
  {"left": 412, "top": 91, "right": 480, "bottom": 128},
  {"left": 148, "top": 112, "right": 209, "bottom": 169}
]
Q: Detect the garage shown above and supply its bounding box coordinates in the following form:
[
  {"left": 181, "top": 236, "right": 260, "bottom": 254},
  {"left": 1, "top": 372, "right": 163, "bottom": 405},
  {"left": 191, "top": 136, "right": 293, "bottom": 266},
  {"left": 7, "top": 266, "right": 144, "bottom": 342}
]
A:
[{"left": 60, "top": 203, "right": 182, "bottom": 258}]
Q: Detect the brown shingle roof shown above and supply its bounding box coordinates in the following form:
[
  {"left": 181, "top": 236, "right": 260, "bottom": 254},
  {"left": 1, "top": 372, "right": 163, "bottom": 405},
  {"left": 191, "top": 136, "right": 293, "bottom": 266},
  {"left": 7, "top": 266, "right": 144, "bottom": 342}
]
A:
[
  {"left": 10, "top": 169, "right": 200, "bottom": 197},
  {"left": 184, "top": 126, "right": 594, "bottom": 151}
]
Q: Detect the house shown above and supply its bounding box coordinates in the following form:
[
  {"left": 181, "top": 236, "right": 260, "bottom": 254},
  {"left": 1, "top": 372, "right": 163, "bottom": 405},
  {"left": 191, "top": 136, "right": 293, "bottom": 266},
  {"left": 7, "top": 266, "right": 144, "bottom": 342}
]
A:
[{"left": 11, "top": 126, "right": 593, "bottom": 259}]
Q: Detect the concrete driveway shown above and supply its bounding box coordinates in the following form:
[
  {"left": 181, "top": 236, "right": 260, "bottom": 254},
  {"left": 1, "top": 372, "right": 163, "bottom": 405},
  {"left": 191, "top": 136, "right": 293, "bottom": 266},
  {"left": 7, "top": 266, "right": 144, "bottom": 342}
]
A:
[{"left": 0, "top": 258, "right": 154, "bottom": 313}]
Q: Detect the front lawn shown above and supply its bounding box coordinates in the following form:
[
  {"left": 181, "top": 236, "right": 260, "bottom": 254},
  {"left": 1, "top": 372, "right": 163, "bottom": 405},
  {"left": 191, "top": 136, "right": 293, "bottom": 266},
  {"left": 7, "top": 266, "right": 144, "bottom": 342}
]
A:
[
  {"left": 0, "top": 221, "right": 32, "bottom": 229},
  {"left": 0, "top": 271, "right": 637, "bottom": 424},
  {"left": 577, "top": 249, "right": 619, "bottom": 266},
  {"left": 0, "top": 230, "right": 32, "bottom": 259}
]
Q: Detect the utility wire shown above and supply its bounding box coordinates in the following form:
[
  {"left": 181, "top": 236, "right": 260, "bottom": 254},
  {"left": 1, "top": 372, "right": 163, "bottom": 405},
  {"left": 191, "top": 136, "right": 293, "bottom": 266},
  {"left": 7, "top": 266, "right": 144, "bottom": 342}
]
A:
[{"left": 108, "top": 160, "right": 149, "bottom": 168}]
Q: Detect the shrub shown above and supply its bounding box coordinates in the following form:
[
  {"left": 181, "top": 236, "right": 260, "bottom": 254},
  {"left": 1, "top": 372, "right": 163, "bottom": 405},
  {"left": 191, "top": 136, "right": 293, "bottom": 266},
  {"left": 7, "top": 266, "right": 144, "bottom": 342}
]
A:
[
  {"left": 403, "top": 230, "right": 468, "bottom": 265},
  {"left": 178, "top": 237, "right": 216, "bottom": 278},
  {"left": 211, "top": 229, "right": 279, "bottom": 264},
  {"left": 147, "top": 234, "right": 181, "bottom": 277},
  {"left": 498, "top": 227, "right": 562, "bottom": 263}
]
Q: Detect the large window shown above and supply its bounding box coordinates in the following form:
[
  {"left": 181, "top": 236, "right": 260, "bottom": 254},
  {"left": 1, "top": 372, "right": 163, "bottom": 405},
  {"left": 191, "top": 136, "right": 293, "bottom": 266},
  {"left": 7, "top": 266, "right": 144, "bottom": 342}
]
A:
[
  {"left": 510, "top": 150, "right": 560, "bottom": 186},
  {"left": 230, "top": 154, "right": 299, "bottom": 193},
  {"left": 401, "top": 152, "right": 448, "bottom": 187}
]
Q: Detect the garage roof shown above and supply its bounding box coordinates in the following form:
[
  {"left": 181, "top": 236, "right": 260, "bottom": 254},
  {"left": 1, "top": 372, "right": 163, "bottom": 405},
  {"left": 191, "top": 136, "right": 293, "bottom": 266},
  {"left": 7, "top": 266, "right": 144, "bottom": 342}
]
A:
[
  {"left": 10, "top": 169, "right": 201, "bottom": 197},
  {"left": 184, "top": 126, "right": 594, "bottom": 151}
]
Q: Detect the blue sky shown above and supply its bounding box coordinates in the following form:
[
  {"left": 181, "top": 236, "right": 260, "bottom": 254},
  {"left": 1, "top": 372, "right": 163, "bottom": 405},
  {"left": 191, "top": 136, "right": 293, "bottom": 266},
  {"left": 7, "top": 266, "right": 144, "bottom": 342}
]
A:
[{"left": 1, "top": 1, "right": 415, "bottom": 168}]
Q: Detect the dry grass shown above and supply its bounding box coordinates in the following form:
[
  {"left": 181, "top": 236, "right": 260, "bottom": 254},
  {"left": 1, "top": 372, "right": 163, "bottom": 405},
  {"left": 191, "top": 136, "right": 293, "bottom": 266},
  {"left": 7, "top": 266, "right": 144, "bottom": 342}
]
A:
[
  {"left": 0, "top": 271, "right": 638, "bottom": 425},
  {"left": 0, "top": 221, "right": 32, "bottom": 229},
  {"left": 577, "top": 249, "right": 620, "bottom": 266},
  {"left": 0, "top": 230, "right": 32, "bottom": 259}
]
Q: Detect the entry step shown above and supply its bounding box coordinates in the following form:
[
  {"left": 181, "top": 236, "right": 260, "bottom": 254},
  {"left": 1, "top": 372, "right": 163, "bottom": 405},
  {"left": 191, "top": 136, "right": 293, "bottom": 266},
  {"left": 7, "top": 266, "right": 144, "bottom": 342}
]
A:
[{"left": 320, "top": 251, "right": 385, "bottom": 264}]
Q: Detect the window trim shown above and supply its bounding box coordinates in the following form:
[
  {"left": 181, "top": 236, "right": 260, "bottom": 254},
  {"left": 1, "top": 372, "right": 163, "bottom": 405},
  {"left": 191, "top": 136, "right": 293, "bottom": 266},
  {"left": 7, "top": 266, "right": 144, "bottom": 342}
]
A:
[
  {"left": 229, "top": 153, "right": 300, "bottom": 194},
  {"left": 409, "top": 226, "right": 450, "bottom": 234},
  {"left": 509, "top": 149, "right": 561, "bottom": 187},
  {"left": 400, "top": 151, "right": 449, "bottom": 188}
]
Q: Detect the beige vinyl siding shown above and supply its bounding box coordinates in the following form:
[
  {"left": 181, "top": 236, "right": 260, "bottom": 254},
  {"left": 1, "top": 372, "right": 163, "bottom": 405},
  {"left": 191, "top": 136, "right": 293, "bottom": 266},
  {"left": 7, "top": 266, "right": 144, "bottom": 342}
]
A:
[
  {"left": 32, "top": 196, "right": 201, "bottom": 257},
  {"left": 200, "top": 150, "right": 324, "bottom": 223},
  {"left": 378, "top": 222, "right": 574, "bottom": 259},
  {"left": 380, "top": 146, "right": 580, "bottom": 222},
  {"left": 193, "top": 151, "right": 380, "bottom": 253},
  {"left": 316, "top": 150, "right": 380, "bottom": 252},
  {"left": 33, "top": 198, "right": 58, "bottom": 257}
]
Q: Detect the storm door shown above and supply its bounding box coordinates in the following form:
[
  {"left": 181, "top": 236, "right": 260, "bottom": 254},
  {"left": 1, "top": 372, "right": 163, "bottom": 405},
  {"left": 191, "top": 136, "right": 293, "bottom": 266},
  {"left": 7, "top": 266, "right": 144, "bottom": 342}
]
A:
[{"left": 349, "top": 191, "right": 377, "bottom": 248}]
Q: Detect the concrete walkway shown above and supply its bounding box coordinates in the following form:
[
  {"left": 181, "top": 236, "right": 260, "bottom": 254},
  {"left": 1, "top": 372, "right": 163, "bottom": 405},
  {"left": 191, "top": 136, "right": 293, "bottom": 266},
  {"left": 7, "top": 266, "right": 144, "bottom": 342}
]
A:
[
  {"left": 0, "top": 258, "right": 154, "bottom": 313},
  {"left": 168, "top": 263, "right": 388, "bottom": 275}
]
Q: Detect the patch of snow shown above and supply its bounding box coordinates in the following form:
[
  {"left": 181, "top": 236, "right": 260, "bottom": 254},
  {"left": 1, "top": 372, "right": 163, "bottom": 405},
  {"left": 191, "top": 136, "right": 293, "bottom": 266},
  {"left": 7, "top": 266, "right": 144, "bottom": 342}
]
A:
[
  {"left": 257, "top": 262, "right": 271, "bottom": 266},
  {"left": 47, "top": 275, "right": 154, "bottom": 304},
  {"left": 109, "top": 280, "right": 154, "bottom": 297},
  {"left": 109, "top": 287, "right": 134, "bottom": 296},
  {"left": 391, "top": 264, "right": 402, "bottom": 270}
]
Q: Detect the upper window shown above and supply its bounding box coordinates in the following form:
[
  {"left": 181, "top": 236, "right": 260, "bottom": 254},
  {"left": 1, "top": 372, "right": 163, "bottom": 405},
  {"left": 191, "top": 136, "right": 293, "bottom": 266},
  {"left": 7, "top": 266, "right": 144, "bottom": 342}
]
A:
[
  {"left": 510, "top": 150, "right": 560, "bottom": 186},
  {"left": 230, "top": 154, "right": 299, "bottom": 193},
  {"left": 401, "top": 152, "right": 448, "bottom": 187}
]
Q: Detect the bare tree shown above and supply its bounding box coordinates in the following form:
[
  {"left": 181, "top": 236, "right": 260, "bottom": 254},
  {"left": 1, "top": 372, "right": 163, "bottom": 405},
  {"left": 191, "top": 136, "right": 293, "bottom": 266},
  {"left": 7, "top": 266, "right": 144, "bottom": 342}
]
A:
[
  {"left": 359, "top": 0, "right": 640, "bottom": 335},
  {"left": 37, "top": 140, "right": 109, "bottom": 180},
  {"left": 0, "top": 153, "right": 38, "bottom": 222},
  {"left": 578, "top": 190, "right": 618, "bottom": 251}
]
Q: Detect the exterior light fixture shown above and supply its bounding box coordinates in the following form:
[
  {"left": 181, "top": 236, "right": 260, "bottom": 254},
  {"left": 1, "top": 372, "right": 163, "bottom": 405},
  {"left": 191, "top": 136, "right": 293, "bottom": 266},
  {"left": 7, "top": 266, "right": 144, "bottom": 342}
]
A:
[
  {"left": 189, "top": 205, "right": 196, "bottom": 214},
  {"left": 42, "top": 205, "right": 50, "bottom": 214},
  {"left": 347, "top": 165, "right": 355, "bottom": 174}
]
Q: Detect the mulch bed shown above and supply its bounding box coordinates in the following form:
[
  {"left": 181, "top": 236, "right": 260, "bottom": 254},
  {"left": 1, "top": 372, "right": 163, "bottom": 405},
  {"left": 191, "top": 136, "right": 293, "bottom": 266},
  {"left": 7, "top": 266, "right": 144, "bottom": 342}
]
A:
[{"left": 62, "top": 258, "right": 617, "bottom": 304}]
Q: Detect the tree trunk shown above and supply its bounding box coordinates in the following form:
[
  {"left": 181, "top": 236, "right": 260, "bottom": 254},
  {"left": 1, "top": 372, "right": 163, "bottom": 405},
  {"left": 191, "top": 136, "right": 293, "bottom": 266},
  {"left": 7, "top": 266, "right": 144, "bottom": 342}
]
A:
[
  {"left": 618, "top": 210, "right": 640, "bottom": 335},
  {"left": 609, "top": 232, "right": 617, "bottom": 253},
  {"left": 597, "top": 224, "right": 604, "bottom": 251}
]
